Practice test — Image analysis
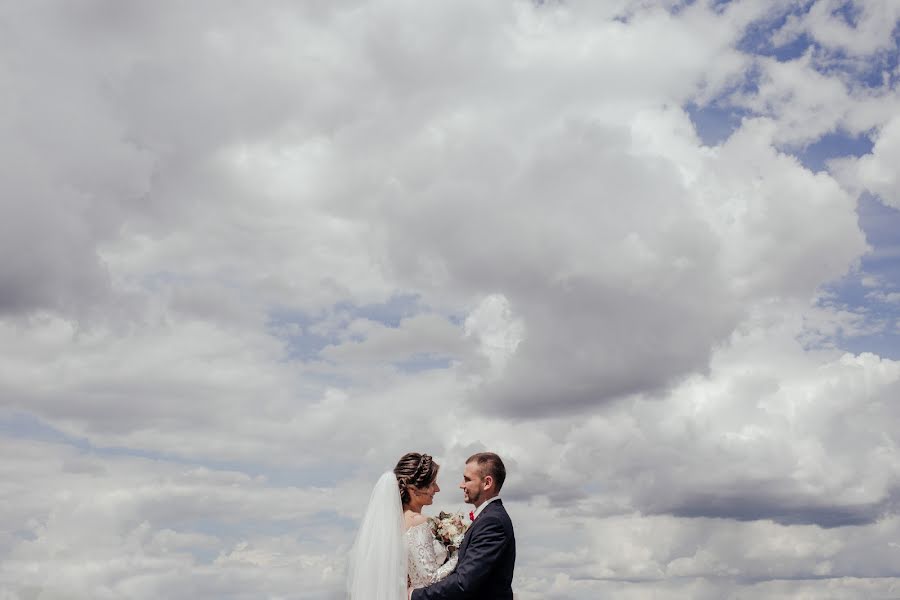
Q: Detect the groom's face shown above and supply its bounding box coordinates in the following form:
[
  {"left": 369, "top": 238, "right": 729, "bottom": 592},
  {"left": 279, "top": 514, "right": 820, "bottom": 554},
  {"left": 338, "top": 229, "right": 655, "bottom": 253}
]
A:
[{"left": 460, "top": 462, "right": 489, "bottom": 506}]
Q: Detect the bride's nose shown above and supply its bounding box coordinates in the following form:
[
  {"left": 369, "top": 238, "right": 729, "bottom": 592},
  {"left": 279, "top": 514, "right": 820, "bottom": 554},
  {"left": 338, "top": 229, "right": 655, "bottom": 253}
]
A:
[{"left": 434, "top": 483, "right": 441, "bottom": 493}]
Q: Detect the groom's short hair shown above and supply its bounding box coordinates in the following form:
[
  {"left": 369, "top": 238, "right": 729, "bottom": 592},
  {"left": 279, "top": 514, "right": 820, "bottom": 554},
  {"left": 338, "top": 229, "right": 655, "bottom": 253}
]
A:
[{"left": 466, "top": 452, "right": 506, "bottom": 492}]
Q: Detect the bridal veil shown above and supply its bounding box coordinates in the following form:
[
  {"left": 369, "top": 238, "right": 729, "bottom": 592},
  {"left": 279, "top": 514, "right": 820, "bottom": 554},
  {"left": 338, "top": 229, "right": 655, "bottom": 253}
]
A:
[{"left": 347, "top": 471, "right": 406, "bottom": 600}]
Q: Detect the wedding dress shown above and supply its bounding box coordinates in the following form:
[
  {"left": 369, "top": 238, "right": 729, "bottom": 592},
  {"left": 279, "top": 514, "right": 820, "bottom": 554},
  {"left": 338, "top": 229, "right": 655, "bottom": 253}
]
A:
[
  {"left": 406, "top": 521, "right": 458, "bottom": 588},
  {"left": 347, "top": 472, "right": 457, "bottom": 599}
]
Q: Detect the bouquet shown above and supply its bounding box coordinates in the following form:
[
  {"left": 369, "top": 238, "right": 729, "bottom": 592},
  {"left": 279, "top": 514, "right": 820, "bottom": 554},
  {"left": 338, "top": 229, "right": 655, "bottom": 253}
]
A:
[{"left": 430, "top": 510, "right": 469, "bottom": 552}]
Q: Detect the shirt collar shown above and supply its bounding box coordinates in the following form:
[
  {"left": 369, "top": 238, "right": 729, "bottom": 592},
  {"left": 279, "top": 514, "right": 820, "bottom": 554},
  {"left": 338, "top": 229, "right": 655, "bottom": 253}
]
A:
[{"left": 472, "top": 496, "right": 501, "bottom": 520}]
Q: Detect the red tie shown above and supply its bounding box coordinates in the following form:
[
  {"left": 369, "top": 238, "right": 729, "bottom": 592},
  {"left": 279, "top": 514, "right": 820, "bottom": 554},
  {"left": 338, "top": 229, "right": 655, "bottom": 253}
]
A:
[{"left": 469, "top": 511, "right": 475, "bottom": 521}]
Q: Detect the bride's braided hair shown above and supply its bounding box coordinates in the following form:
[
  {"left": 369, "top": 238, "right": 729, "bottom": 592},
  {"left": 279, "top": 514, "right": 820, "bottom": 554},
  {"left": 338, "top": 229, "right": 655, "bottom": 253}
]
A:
[{"left": 393, "top": 452, "right": 440, "bottom": 505}]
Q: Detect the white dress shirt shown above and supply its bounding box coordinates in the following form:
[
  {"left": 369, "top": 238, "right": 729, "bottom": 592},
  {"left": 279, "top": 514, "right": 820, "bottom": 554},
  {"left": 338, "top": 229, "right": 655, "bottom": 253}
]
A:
[{"left": 472, "top": 495, "right": 501, "bottom": 520}]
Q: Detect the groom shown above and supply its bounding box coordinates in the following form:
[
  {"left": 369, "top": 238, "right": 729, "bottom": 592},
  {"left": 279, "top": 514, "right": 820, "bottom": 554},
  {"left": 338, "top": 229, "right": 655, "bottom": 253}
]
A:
[{"left": 410, "top": 452, "right": 516, "bottom": 600}]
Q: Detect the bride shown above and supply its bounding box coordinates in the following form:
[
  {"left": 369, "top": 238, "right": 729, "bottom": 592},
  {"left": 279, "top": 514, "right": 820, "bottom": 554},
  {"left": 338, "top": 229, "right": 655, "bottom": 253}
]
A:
[{"left": 347, "top": 452, "right": 459, "bottom": 599}]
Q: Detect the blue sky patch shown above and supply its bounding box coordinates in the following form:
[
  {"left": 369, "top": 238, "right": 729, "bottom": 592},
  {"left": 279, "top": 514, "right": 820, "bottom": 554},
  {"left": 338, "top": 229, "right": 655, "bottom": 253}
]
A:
[
  {"left": 736, "top": 2, "right": 812, "bottom": 58},
  {"left": 269, "top": 294, "right": 426, "bottom": 361},
  {"left": 816, "top": 195, "right": 900, "bottom": 359},
  {"left": 335, "top": 294, "right": 423, "bottom": 328},
  {"left": 792, "top": 129, "right": 874, "bottom": 173},
  {"left": 685, "top": 101, "right": 752, "bottom": 146},
  {"left": 0, "top": 410, "right": 91, "bottom": 448},
  {"left": 393, "top": 352, "right": 454, "bottom": 373},
  {"left": 0, "top": 409, "right": 357, "bottom": 486},
  {"left": 771, "top": 32, "right": 814, "bottom": 63},
  {"left": 830, "top": 0, "right": 862, "bottom": 28}
]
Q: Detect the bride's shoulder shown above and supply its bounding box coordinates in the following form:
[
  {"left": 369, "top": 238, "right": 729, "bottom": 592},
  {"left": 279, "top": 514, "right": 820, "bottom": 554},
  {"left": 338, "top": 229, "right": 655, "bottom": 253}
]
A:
[{"left": 405, "top": 512, "right": 429, "bottom": 530}]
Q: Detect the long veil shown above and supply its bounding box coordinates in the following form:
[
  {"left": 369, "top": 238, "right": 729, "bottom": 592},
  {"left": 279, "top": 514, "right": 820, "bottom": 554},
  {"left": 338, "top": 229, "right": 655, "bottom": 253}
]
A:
[{"left": 347, "top": 471, "right": 406, "bottom": 600}]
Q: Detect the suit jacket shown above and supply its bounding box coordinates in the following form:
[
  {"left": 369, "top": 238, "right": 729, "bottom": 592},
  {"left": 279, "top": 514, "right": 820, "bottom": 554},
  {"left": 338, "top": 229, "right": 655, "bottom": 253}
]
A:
[{"left": 412, "top": 499, "right": 516, "bottom": 600}]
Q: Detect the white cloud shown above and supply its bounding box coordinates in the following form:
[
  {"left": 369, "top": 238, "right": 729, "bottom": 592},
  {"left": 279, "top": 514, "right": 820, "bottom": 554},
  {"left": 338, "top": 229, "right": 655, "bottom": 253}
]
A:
[
  {"left": 465, "top": 293, "right": 524, "bottom": 377},
  {"left": 776, "top": 0, "right": 900, "bottom": 58},
  {"left": 834, "top": 115, "right": 900, "bottom": 209},
  {"left": 2, "top": 0, "right": 900, "bottom": 598},
  {"left": 869, "top": 290, "right": 900, "bottom": 304},
  {"left": 0, "top": 439, "right": 346, "bottom": 600}
]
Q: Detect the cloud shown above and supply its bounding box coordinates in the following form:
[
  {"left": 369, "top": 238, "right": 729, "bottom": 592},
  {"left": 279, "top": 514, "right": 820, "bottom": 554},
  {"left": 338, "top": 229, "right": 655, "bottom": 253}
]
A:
[
  {"left": 0, "top": 438, "right": 347, "bottom": 600},
  {"left": 776, "top": 0, "right": 900, "bottom": 58},
  {"left": 2, "top": 1, "right": 900, "bottom": 598},
  {"left": 459, "top": 113, "right": 865, "bottom": 417},
  {"left": 833, "top": 115, "right": 900, "bottom": 209}
]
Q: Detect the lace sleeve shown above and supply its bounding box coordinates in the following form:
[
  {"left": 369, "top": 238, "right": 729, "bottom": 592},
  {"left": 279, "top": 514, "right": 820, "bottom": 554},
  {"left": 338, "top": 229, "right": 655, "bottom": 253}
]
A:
[
  {"left": 406, "top": 524, "right": 457, "bottom": 588},
  {"left": 433, "top": 548, "right": 457, "bottom": 582}
]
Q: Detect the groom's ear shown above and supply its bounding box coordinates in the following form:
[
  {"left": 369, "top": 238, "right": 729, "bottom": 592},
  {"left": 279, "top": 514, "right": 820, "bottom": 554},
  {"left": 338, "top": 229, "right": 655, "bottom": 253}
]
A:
[{"left": 483, "top": 474, "right": 494, "bottom": 491}]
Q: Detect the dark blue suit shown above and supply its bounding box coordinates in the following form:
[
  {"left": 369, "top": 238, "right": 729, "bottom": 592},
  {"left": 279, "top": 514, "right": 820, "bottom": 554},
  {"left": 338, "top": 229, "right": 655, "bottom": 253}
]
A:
[{"left": 412, "top": 499, "right": 516, "bottom": 600}]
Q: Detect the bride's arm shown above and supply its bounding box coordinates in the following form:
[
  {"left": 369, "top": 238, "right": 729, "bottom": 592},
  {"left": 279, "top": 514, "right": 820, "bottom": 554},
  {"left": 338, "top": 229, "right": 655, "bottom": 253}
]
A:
[
  {"left": 432, "top": 548, "right": 457, "bottom": 582},
  {"left": 408, "top": 525, "right": 456, "bottom": 585}
]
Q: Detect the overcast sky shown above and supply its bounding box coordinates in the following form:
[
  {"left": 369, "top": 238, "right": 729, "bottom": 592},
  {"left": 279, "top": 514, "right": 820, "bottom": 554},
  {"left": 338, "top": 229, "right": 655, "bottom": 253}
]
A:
[{"left": 2, "top": 1, "right": 900, "bottom": 598}]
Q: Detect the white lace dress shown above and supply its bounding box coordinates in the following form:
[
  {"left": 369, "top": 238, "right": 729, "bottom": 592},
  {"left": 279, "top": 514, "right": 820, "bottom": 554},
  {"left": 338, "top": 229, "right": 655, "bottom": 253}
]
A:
[{"left": 405, "top": 522, "right": 459, "bottom": 589}]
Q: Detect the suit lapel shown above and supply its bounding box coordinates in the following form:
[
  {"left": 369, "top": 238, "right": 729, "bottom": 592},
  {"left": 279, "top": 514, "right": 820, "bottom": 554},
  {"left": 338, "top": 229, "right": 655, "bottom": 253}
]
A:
[
  {"left": 458, "top": 517, "right": 476, "bottom": 558},
  {"left": 459, "top": 499, "right": 502, "bottom": 559}
]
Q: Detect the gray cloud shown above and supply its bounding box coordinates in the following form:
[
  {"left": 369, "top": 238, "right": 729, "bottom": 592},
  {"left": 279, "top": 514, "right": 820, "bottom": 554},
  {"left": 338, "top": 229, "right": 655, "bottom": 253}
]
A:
[{"left": 2, "top": 0, "right": 900, "bottom": 598}]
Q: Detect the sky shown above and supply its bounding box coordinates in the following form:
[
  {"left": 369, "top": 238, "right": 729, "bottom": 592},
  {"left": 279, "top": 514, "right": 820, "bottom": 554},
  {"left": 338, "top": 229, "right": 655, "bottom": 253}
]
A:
[{"left": 2, "top": 0, "right": 900, "bottom": 598}]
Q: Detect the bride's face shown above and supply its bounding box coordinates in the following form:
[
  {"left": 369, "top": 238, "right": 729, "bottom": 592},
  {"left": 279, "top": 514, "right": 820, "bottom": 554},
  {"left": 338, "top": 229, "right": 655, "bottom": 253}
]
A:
[{"left": 411, "top": 479, "right": 440, "bottom": 507}]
